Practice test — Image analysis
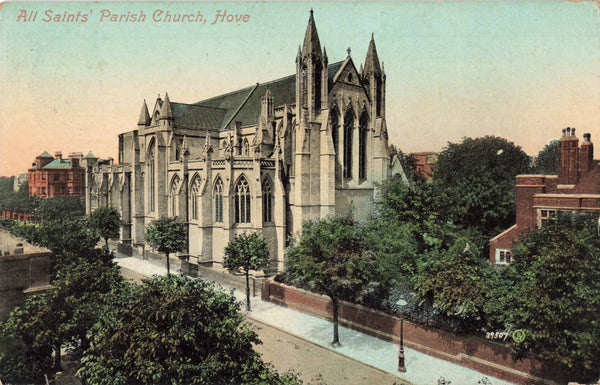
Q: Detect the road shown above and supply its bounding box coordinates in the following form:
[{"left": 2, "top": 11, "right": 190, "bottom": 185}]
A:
[{"left": 248, "top": 317, "right": 410, "bottom": 385}]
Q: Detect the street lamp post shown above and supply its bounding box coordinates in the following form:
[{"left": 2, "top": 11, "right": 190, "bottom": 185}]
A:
[{"left": 398, "top": 319, "right": 406, "bottom": 372}]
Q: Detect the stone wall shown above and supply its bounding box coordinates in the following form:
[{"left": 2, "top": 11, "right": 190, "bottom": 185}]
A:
[
  {"left": 262, "top": 280, "right": 570, "bottom": 385},
  {"left": 0, "top": 251, "right": 52, "bottom": 322}
]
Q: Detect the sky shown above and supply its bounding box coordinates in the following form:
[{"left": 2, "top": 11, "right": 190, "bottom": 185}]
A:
[{"left": 1, "top": 1, "right": 599, "bottom": 176}]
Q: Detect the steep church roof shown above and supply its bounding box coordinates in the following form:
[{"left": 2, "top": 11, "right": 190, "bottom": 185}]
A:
[
  {"left": 171, "top": 103, "right": 228, "bottom": 130},
  {"left": 190, "top": 61, "right": 343, "bottom": 130},
  {"left": 363, "top": 34, "right": 382, "bottom": 76}
]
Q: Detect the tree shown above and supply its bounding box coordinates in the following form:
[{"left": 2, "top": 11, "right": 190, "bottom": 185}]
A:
[
  {"left": 0, "top": 294, "right": 56, "bottom": 384},
  {"left": 145, "top": 217, "right": 186, "bottom": 274},
  {"left": 432, "top": 136, "right": 531, "bottom": 236},
  {"left": 285, "top": 216, "right": 377, "bottom": 346},
  {"left": 531, "top": 139, "right": 559, "bottom": 174},
  {"left": 416, "top": 231, "right": 493, "bottom": 331},
  {"left": 35, "top": 197, "right": 85, "bottom": 222},
  {"left": 224, "top": 232, "right": 270, "bottom": 312},
  {"left": 36, "top": 219, "right": 100, "bottom": 275},
  {"left": 79, "top": 275, "right": 300, "bottom": 385},
  {"left": 0, "top": 253, "right": 126, "bottom": 382},
  {"left": 87, "top": 206, "right": 122, "bottom": 251},
  {"left": 493, "top": 214, "right": 600, "bottom": 381}
]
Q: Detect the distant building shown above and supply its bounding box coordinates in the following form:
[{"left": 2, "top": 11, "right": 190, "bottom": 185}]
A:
[
  {"left": 490, "top": 128, "right": 600, "bottom": 264},
  {"left": 410, "top": 152, "right": 438, "bottom": 180},
  {"left": 28, "top": 151, "right": 85, "bottom": 197},
  {"left": 13, "top": 173, "right": 28, "bottom": 192}
]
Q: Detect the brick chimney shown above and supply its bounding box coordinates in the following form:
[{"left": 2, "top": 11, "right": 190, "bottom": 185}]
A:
[
  {"left": 558, "top": 127, "right": 579, "bottom": 185},
  {"left": 579, "top": 133, "right": 594, "bottom": 174},
  {"left": 55, "top": 151, "right": 62, "bottom": 161}
]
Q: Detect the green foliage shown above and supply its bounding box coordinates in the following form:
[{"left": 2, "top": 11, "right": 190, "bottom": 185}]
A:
[
  {"left": 432, "top": 136, "right": 531, "bottom": 236},
  {"left": 0, "top": 295, "right": 56, "bottom": 384},
  {"left": 285, "top": 216, "right": 377, "bottom": 302},
  {"left": 0, "top": 252, "right": 126, "bottom": 383},
  {"left": 416, "top": 235, "right": 492, "bottom": 324},
  {"left": 491, "top": 214, "right": 600, "bottom": 380},
  {"left": 146, "top": 217, "right": 186, "bottom": 274},
  {"left": 146, "top": 217, "right": 186, "bottom": 255},
  {"left": 87, "top": 206, "right": 122, "bottom": 250},
  {"left": 35, "top": 197, "right": 85, "bottom": 222},
  {"left": 54, "top": 255, "right": 127, "bottom": 356},
  {"left": 79, "top": 274, "right": 292, "bottom": 385},
  {"left": 37, "top": 219, "right": 100, "bottom": 274},
  {"left": 531, "top": 139, "right": 559, "bottom": 175},
  {"left": 224, "top": 232, "right": 271, "bottom": 273},
  {"left": 224, "top": 232, "right": 271, "bottom": 311}
]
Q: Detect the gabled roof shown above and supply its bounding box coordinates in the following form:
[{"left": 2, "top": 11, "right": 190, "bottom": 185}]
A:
[
  {"left": 42, "top": 159, "right": 72, "bottom": 169},
  {"left": 191, "top": 61, "right": 344, "bottom": 130},
  {"left": 171, "top": 103, "right": 228, "bottom": 130},
  {"left": 38, "top": 151, "right": 53, "bottom": 158}
]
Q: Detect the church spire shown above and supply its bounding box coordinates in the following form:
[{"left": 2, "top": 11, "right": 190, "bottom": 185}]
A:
[
  {"left": 138, "top": 100, "right": 150, "bottom": 126},
  {"left": 160, "top": 92, "right": 173, "bottom": 120},
  {"left": 302, "top": 9, "right": 322, "bottom": 59},
  {"left": 363, "top": 33, "right": 382, "bottom": 77}
]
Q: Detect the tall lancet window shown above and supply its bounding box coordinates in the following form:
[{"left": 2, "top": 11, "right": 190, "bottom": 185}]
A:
[
  {"left": 169, "top": 175, "right": 180, "bottom": 217},
  {"left": 331, "top": 110, "right": 339, "bottom": 154},
  {"left": 243, "top": 138, "right": 250, "bottom": 157},
  {"left": 190, "top": 175, "right": 200, "bottom": 220},
  {"left": 301, "top": 66, "right": 308, "bottom": 107},
  {"left": 148, "top": 141, "right": 155, "bottom": 212},
  {"left": 315, "top": 62, "right": 322, "bottom": 109},
  {"left": 359, "top": 112, "right": 368, "bottom": 180},
  {"left": 214, "top": 177, "right": 224, "bottom": 223},
  {"left": 343, "top": 109, "right": 354, "bottom": 178},
  {"left": 234, "top": 175, "right": 251, "bottom": 224},
  {"left": 262, "top": 177, "right": 273, "bottom": 223}
]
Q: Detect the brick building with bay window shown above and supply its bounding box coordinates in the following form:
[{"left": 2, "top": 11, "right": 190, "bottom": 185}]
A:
[
  {"left": 490, "top": 127, "right": 600, "bottom": 264},
  {"left": 28, "top": 151, "right": 85, "bottom": 197}
]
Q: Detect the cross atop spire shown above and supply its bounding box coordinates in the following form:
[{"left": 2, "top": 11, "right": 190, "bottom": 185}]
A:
[{"left": 302, "top": 9, "right": 322, "bottom": 59}]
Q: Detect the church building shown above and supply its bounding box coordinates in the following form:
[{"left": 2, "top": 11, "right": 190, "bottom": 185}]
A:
[{"left": 84, "top": 11, "right": 397, "bottom": 271}]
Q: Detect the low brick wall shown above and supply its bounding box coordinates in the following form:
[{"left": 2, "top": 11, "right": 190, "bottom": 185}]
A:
[{"left": 262, "top": 280, "right": 570, "bottom": 385}]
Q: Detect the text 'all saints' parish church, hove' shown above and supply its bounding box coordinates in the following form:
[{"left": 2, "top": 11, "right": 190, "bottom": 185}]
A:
[{"left": 84, "top": 11, "right": 403, "bottom": 272}]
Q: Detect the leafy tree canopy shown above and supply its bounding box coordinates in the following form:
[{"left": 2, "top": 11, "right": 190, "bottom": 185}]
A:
[
  {"left": 494, "top": 214, "right": 600, "bottom": 381},
  {"left": 79, "top": 274, "right": 298, "bottom": 385},
  {"left": 145, "top": 217, "right": 186, "bottom": 274},
  {"left": 530, "top": 139, "right": 559, "bottom": 175},
  {"left": 432, "top": 136, "right": 531, "bottom": 236},
  {"left": 87, "top": 206, "right": 122, "bottom": 250},
  {"left": 224, "top": 232, "right": 271, "bottom": 311}
]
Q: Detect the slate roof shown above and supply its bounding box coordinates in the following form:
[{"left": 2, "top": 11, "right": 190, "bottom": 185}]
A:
[
  {"left": 42, "top": 159, "right": 72, "bottom": 169},
  {"left": 38, "top": 151, "right": 53, "bottom": 158},
  {"left": 180, "top": 61, "right": 344, "bottom": 130},
  {"left": 171, "top": 103, "right": 228, "bottom": 129}
]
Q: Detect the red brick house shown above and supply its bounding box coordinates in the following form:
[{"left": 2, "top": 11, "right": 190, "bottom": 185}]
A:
[
  {"left": 28, "top": 151, "right": 85, "bottom": 197},
  {"left": 410, "top": 151, "right": 438, "bottom": 180},
  {"left": 490, "top": 128, "right": 600, "bottom": 264}
]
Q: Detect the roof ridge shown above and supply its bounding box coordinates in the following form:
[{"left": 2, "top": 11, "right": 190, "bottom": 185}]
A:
[
  {"left": 172, "top": 102, "right": 228, "bottom": 111},
  {"left": 222, "top": 83, "right": 260, "bottom": 129}
]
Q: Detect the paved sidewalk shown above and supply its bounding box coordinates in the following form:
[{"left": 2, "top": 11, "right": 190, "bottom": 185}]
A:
[{"left": 116, "top": 256, "right": 516, "bottom": 385}]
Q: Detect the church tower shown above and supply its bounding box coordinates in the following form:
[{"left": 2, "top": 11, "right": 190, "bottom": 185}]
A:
[
  {"left": 363, "top": 34, "right": 385, "bottom": 119},
  {"left": 296, "top": 9, "right": 327, "bottom": 122}
]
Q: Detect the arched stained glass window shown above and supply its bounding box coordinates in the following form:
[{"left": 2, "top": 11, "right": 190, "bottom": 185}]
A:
[
  {"left": 214, "top": 177, "right": 224, "bottom": 223},
  {"left": 262, "top": 177, "right": 273, "bottom": 223},
  {"left": 235, "top": 176, "right": 251, "bottom": 223}
]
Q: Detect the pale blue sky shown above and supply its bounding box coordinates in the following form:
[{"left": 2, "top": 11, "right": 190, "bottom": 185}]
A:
[{"left": 1, "top": 1, "right": 599, "bottom": 175}]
